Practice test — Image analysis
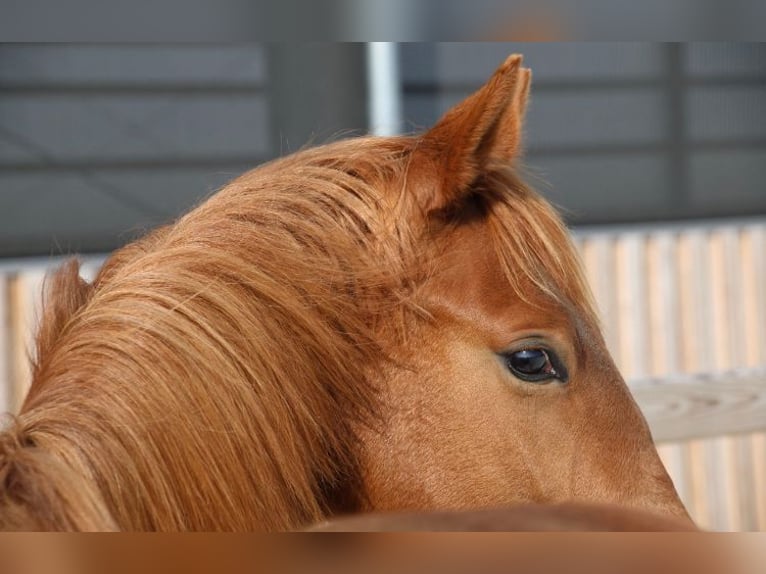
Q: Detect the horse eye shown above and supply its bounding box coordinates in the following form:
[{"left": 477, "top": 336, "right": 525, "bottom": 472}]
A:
[{"left": 504, "top": 348, "right": 566, "bottom": 383}]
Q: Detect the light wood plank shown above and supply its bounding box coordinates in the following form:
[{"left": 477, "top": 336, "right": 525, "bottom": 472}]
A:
[
  {"left": 580, "top": 234, "right": 621, "bottom": 362},
  {"left": 741, "top": 226, "right": 766, "bottom": 367},
  {"left": 676, "top": 230, "right": 714, "bottom": 528},
  {"left": 734, "top": 226, "right": 766, "bottom": 531},
  {"left": 8, "top": 269, "right": 46, "bottom": 412},
  {"left": 645, "top": 231, "right": 691, "bottom": 506},
  {"left": 615, "top": 232, "right": 648, "bottom": 379},
  {"left": 646, "top": 231, "right": 682, "bottom": 376},
  {"left": 635, "top": 372, "right": 766, "bottom": 442},
  {"left": 707, "top": 230, "right": 741, "bottom": 529},
  {"left": 735, "top": 434, "right": 758, "bottom": 531},
  {"left": 686, "top": 439, "right": 712, "bottom": 529},
  {"left": 678, "top": 230, "right": 714, "bottom": 373},
  {"left": 753, "top": 432, "right": 766, "bottom": 530}
]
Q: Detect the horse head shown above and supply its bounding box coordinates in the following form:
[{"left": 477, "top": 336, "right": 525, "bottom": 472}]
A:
[
  {"left": 0, "top": 55, "right": 689, "bottom": 530},
  {"left": 353, "top": 55, "right": 689, "bottom": 522}
]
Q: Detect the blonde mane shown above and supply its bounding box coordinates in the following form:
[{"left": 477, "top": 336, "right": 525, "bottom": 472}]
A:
[{"left": 1, "top": 133, "right": 596, "bottom": 530}]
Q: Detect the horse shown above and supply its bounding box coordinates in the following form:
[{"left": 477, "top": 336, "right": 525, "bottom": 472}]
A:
[{"left": 0, "top": 55, "right": 692, "bottom": 531}]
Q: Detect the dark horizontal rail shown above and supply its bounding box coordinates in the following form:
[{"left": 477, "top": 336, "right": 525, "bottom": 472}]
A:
[
  {"left": 526, "top": 139, "right": 766, "bottom": 158},
  {"left": 2, "top": 138, "right": 765, "bottom": 172},
  {"left": 403, "top": 75, "right": 766, "bottom": 95},
  {"left": 0, "top": 84, "right": 266, "bottom": 97},
  {"left": 0, "top": 156, "right": 270, "bottom": 173}
]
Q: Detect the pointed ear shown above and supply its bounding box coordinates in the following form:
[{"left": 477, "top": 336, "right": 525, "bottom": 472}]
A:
[{"left": 413, "top": 54, "right": 532, "bottom": 214}]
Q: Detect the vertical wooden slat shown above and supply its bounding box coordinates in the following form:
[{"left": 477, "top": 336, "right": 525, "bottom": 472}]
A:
[
  {"left": 720, "top": 228, "right": 746, "bottom": 366},
  {"left": 8, "top": 269, "right": 46, "bottom": 413},
  {"left": 742, "top": 226, "right": 766, "bottom": 530},
  {"left": 741, "top": 225, "right": 766, "bottom": 367},
  {"left": 678, "top": 229, "right": 714, "bottom": 529},
  {"left": 656, "top": 442, "right": 688, "bottom": 508},
  {"left": 706, "top": 229, "right": 739, "bottom": 530},
  {"left": 679, "top": 230, "right": 714, "bottom": 373},
  {"left": 646, "top": 232, "right": 682, "bottom": 377},
  {"left": 615, "top": 232, "right": 648, "bottom": 380},
  {"left": 8, "top": 273, "right": 30, "bottom": 413},
  {"left": 753, "top": 431, "right": 766, "bottom": 530},
  {"left": 724, "top": 227, "right": 757, "bottom": 531},
  {"left": 580, "top": 233, "right": 621, "bottom": 363},
  {"left": 735, "top": 433, "right": 757, "bottom": 531},
  {"left": 709, "top": 230, "right": 732, "bottom": 370},
  {"left": 646, "top": 231, "right": 690, "bottom": 507}
]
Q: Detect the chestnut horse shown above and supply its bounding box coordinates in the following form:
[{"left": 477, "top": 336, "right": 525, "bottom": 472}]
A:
[{"left": 0, "top": 55, "right": 691, "bottom": 531}]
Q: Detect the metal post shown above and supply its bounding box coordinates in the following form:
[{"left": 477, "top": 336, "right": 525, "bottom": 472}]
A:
[{"left": 366, "top": 42, "right": 403, "bottom": 136}]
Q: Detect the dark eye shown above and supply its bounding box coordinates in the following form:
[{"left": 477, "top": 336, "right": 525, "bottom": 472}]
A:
[{"left": 504, "top": 348, "right": 567, "bottom": 384}]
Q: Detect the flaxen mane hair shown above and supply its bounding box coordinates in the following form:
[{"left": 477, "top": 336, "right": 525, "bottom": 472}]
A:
[{"left": 0, "top": 129, "right": 595, "bottom": 530}]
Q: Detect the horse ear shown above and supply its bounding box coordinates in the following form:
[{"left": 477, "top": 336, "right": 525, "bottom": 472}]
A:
[{"left": 414, "top": 54, "right": 531, "bottom": 214}]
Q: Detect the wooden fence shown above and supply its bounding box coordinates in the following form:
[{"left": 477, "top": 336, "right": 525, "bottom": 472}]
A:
[
  {"left": 1, "top": 217, "right": 765, "bottom": 531},
  {"left": 574, "top": 218, "right": 766, "bottom": 531}
]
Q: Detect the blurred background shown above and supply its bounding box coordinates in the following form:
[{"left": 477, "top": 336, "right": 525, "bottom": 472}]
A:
[
  {"left": 0, "top": 43, "right": 765, "bottom": 532},
  {"left": 0, "top": 43, "right": 764, "bottom": 256},
  {"left": 2, "top": 1, "right": 766, "bottom": 40}
]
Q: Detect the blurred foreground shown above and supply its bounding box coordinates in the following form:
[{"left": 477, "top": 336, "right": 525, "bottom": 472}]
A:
[
  {"left": 0, "top": 530, "right": 761, "bottom": 574},
  {"left": 2, "top": 0, "right": 766, "bottom": 40}
]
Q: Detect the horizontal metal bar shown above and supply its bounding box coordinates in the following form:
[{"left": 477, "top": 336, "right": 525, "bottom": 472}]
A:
[
  {"left": 0, "top": 84, "right": 266, "bottom": 96},
  {"left": 0, "top": 157, "right": 268, "bottom": 173},
  {"left": 403, "top": 75, "right": 766, "bottom": 95}
]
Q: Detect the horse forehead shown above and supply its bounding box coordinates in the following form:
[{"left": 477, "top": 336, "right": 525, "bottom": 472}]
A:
[{"left": 428, "top": 222, "right": 577, "bottom": 339}]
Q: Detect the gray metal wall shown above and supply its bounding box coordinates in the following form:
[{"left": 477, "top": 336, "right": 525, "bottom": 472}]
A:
[
  {"left": 0, "top": 44, "right": 368, "bottom": 257},
  {"left": 1, "top": 43, "right": 765, "bottom": 257},
  {"left": 0, "top": 45, "right": 269, "bottom": 256}
]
